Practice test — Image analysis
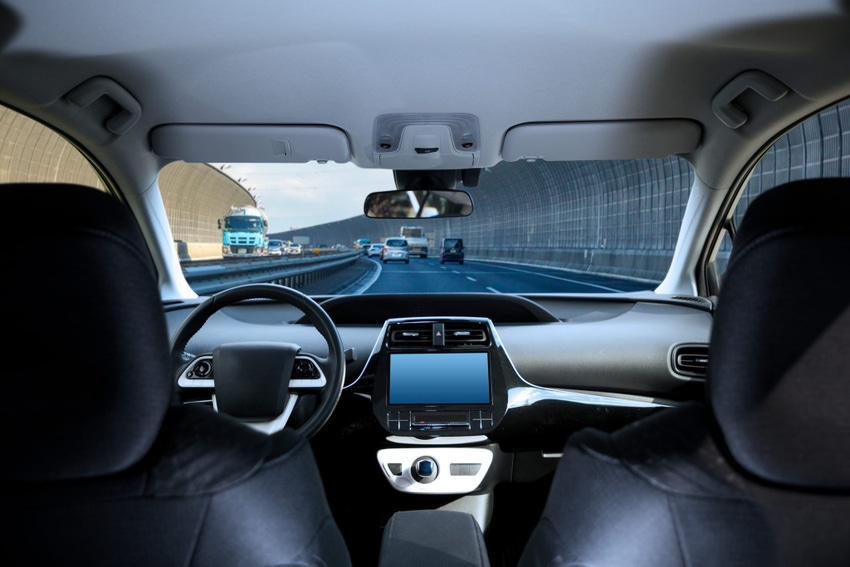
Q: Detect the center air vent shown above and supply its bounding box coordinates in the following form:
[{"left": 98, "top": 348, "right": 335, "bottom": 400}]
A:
[
  {"left": 671, "top": 343, "right": 710, "bottom": 379},
  {"left": 388, "top": 321, "right": 491, "bottom": 348},
  {"left": 444, "top": 326, "right": 489, "bottom": 346},
  {"left": 389, "top": 326, "right": 432, "bottom": 347}
]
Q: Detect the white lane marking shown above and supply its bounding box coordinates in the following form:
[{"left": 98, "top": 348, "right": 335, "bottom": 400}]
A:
[
  {"left": 466, "top": 277, "right": 477, "bottom": 282},
  {"left": 478, "top": 262, "right": 622, "bottom": 292},
  {"left": 486, "top": 287, "right": 501, "bottom": 294},
  {"left": 349, "top": 258, "right": 383, "bottom": 294},
  {"left": 453, "top": 271, "right": 460, "bottom": 274}
]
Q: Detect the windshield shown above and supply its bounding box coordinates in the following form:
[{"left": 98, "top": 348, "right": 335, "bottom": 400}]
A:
[
  {"left": 162, "top": 158, "right": 691, "bottom": 296},
  {"left": 224, "top": 216, "right": 264, "bottom": 231},
  {"left": 1, "top": 96, "right": 846, "bottom": 300}
]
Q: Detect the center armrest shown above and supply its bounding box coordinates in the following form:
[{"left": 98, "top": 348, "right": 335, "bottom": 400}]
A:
[{"left": 378, "top": 509, "right": 490, "bottom": 567}]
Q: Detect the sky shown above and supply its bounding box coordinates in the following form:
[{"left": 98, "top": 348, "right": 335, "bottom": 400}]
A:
[{"left": 212, "top": 162, "right": 395, "bottom": 233}]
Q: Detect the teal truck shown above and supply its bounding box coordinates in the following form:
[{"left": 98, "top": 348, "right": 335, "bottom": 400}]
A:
[
  {"left": 354, "top": 237, "right": 372, "bottom": 253},
  {"left": 220, "top": 205, "right": 269, "bottom": 258}
]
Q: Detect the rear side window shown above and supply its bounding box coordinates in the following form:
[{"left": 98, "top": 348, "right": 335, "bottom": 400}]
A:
[{"left": 711, "top": 98, "right": 850, "bottom": 286}]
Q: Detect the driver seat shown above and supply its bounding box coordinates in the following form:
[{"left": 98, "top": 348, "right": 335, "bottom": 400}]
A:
[
  {"left": 518, "top": 178, "right": 850, "bottom": 566},
  {"left": 0, "top": 183, "right": 351, "bottom": 566}
]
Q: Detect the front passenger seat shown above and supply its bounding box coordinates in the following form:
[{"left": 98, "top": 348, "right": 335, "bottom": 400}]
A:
[
  {"left": 518, "top": 178, "right": 850, "bottom": 567},
  {"left": 0, "top": 183, "right": 351, "bottom": 566}
]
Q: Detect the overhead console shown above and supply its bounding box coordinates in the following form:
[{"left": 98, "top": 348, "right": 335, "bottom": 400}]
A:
[{"left": 370, "top": 318, "right": 513, "bottom": 437}]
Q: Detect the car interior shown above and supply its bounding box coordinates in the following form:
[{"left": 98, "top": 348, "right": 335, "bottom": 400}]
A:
[{"left": 1, "top": 1, "right": 850, "bottom": 566}]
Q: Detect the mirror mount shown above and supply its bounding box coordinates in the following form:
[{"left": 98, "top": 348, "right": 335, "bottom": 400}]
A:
[{"left": 393, "top": 169, "right": 460, "bottom": 191}]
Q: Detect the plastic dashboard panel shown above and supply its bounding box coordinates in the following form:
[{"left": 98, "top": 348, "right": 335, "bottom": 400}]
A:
[{"left": 162, "top": 292, "right": 712, "bottom": 398}]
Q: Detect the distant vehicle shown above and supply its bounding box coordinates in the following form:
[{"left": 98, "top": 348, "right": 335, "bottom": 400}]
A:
[
  {"left": 367, "top": 243, "right": 384, "bottom": 258},
  {"left": 220, "top": 205, "right": 269, "bottom": 258},
  {"left": 286, "top": 243, "right": 302, "bottom": 255},
  {"left": 382, "top": 238, "right": 409, "bottom": 264},
  {"left": 354, "top": 237, "right": 372, "bottom": 253},
  {"left": 440, "top": 237, "right": 464, "bottom": 264},
  {"left": 400, "top": 226, "right": 428, "bottom": 257},
  {"left": 268, "top": 239, "right": 285, "bottom": 256}
]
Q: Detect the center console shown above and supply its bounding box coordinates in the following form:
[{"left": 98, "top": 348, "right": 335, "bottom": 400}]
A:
[{"left": 360, "top": 317, "right": 517, "bottom": 496}]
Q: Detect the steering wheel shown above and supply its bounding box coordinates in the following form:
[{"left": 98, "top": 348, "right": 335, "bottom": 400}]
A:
[{"left": 170, "top": 283, "right": 345, "bottom": 439}]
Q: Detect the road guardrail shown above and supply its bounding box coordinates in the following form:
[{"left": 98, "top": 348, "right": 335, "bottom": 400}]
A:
[{"left": 183, "top": 250, "right": 360, "bottom": 294}]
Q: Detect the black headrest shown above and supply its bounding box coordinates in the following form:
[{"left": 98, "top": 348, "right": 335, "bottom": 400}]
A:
[
  {"left": 709, "top": 178, "right": 850, "bottom": 489},
  {"left": 0, "top": 184, "right": 173, "bottom": 482}
]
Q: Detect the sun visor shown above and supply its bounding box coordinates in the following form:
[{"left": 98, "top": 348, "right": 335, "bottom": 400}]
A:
[
  {"left": 150, "top": 124, "right": 351, "bottom": 163},
  {"left": 501, "top": 120, "right": 702, "bottom": 161}
]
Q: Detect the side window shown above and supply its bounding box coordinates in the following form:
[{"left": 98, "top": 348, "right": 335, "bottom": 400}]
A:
[
  {"left": 714, "top": 98, "right": 850, "bottom": 279},
  {"left": 0, "top": 104, "right": 104, "bottom": 189}
]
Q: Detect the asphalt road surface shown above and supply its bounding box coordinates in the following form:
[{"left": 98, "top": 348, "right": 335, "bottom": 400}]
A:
[{"left": 358, "top": 257, "right": 655, "bottom": 295}]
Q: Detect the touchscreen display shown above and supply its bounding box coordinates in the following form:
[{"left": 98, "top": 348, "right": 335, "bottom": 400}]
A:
[{"left": 388, "top": 352, "right": 490, "bottom": 405}]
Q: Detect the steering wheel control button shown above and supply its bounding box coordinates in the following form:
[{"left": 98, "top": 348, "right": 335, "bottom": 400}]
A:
[
  {"left": 388, "top": 463, "right": 403, "bottom": 476},
  {"left": 412, "top": 457, "right": 438, "bottom": 483},
  {"left": 288, "top": 356, "right": 328, "bottom": 390},
  {"left": 293, "top": 359, "right": 319, "bottom": 378},
  {"left": 193, "top": 360, "right": 212, "bottom": 377}
]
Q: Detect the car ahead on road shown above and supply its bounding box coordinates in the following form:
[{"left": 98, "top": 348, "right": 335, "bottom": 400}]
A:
[
  {"left": 366, "top": 243, "right": 384, "bottom": 258},
  {"left": 354, "top": 238, "right": 372, "bottom": 253},
  {"left": 380, "top": 238, "right": 409, "bottom": 264},
  {"left": 285, "top": 243, "right": 302, "bottom": 255},
  {"left": 3, "top": 2, "right": 850, "bottom": 567},
  {"left": 440, "top": 237, "right": 464, "bottom": 264},
  {"left": 267, "top": 239, "right": 285, "bottom": 256}
]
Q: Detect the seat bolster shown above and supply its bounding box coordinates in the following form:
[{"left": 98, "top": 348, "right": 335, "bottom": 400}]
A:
[
  {"left": 610, "top": 403, "right": 749, "bottom": 498},
  {"left": 518, "top": 422, "right": 684, "bottom": 567},
  {"left": 519, "top": 405, "right": 779, "bottom": 567},
  {"left": 190, "top": 414, "right": 351, "bottom": 566},
  {"left": 144, "top": 404, "right": 287, "bottom": 496}
]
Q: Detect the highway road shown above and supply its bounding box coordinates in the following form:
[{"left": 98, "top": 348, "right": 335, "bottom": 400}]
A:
[{"left": 356, "top": 257, "right": 655, "bottom": 295}]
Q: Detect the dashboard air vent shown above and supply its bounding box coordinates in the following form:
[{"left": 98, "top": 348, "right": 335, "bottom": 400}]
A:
[
  {"left": 444, "top": 326, "right": 489, "bottom": 346},
  {"left": 387, "top": 321, "right": 491, "bottom": 348},
  {"left": 389, "top": 326, "right": 432, "bottom": 347},
  {"left": 671, "top": 343, "right": 710, "bottom": 378}
]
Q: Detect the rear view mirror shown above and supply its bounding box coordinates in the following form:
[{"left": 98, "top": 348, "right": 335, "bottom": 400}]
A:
[{"left": 364, "top": 190, "right": 473, "bottom": 219}]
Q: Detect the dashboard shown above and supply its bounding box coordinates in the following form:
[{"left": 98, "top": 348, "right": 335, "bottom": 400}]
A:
[{"left": 165, "top": 291, "right": 712, "bottom": 496}]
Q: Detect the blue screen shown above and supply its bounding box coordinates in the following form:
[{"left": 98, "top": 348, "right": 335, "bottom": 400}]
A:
[{"left": 389, "top": 352, "right": 490, "bottom": 405}]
